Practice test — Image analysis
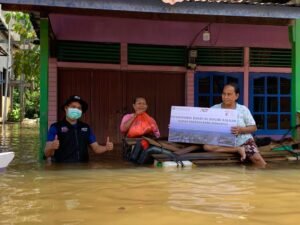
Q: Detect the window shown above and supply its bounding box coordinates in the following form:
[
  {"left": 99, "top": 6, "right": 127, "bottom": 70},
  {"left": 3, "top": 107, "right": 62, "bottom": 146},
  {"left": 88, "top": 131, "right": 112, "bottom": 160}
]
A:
[
  {"left": 195, "top": 72, "right": 243, "bottom": 107},
  {"left": 250, "top": 73, "right": 291, "bottom": 135}
]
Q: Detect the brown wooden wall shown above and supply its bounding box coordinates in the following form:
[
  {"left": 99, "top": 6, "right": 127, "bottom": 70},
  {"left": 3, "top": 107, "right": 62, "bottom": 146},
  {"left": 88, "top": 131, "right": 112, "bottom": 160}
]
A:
[{"left": 58, "top": 69, "right": 185, "bottom": 144}]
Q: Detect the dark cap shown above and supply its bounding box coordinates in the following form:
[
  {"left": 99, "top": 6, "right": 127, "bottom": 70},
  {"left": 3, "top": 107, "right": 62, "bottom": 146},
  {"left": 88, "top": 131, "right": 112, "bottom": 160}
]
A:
[{"left": 62, "top": 95, "right": 88, "bottom": 113}]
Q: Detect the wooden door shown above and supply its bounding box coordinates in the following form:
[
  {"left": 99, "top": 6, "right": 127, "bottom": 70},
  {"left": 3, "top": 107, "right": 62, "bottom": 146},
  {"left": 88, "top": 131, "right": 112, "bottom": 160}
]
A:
[
  {"left": 58, "top": 69, "right": 123, "bottom": 144},
  {"left": 91, "top": 70, "right": 123, "bottom": 144},
  {"left": 58, "top": 69, "right": 185, "bottom": 143},
  {"left": 124, "top": 72, "right": 185, "bottom": 138},
  {"left": 57, "top": 69, "right": 92, "bottom": 125}
]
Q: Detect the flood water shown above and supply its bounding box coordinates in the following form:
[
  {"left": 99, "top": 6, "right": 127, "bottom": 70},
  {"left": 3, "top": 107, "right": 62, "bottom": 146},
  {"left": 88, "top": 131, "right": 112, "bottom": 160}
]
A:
[{"left": 1, "top": 124, "right": 300, "bottom": 225}]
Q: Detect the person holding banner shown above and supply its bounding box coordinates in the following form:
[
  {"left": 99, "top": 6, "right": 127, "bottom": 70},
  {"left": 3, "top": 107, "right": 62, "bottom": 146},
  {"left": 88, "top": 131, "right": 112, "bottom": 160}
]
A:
[
  {"left": 203, "top": 83, "right": 266, "bottom": 167},
  {"left": 120, "top": 97, "right": 160, "bottom": 138}
]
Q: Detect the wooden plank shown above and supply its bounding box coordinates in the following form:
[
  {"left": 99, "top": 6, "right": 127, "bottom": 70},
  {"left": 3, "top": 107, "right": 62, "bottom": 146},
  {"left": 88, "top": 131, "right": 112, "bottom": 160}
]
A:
[
  {"left": 192, "top": 157, "right": 288, "bottom": 165},
  {"left": 152, "top": 150, "right": 300, "bottom": 161},
  {"left": 152, "top": 152, "right": 239, "bottom": 161},
  {"left": 142, "top": 136, "right": 202, "bottom": 154}
]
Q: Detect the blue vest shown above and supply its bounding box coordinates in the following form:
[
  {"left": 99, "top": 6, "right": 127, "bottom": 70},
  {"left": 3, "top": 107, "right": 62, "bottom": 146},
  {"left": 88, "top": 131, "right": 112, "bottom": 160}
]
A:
[{"left": 51, "top": 119, "right": 91, "bottom": 163}]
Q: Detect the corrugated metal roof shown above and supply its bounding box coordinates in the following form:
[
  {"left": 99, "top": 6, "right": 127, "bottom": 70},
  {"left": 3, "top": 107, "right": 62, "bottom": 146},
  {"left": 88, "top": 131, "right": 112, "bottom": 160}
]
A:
[
  {"left": 162, "top": 0, "right": 299, "bottom": 6},
  {"left": 0, "top": 45, "right": 7, "bottom": 56},
  {"left": 1, "top": 0, "right": 300, "bottom": 19}
]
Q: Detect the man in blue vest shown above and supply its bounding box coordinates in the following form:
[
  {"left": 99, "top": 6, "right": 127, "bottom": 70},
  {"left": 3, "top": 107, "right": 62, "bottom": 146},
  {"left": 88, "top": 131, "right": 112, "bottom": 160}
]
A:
[{"left": 44, "top": 95, "right": 113, "bottom": 163}]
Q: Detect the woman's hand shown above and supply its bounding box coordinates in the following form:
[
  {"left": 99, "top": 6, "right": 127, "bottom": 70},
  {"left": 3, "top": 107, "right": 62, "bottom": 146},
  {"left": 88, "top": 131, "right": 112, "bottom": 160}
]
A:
[
  {"left": 231, "top": 125, "right": 257, "bottom": 136},
  {"left": 231, "top": 126, "right": 242, "bottom": 136}
]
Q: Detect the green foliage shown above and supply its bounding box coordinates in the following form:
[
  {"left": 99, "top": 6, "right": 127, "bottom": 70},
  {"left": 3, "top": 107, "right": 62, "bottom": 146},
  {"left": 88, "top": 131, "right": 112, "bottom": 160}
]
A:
[
  {"left": 7, "top": 89, "right": 20, "bottom": 122},
  {"left": 4, "top": 12, "right": 40, "bottom": 120},
  {"left": 12, "top": 87, "right": 20, "bottom": 103},
  {"left": 7, "top": 88, "right": 39, "bottom": 121},
  {"left": 7, "top": 94, "right": 21, "bottom": 122},
  {"left": 25, "top": 90, "right": 40, "bottom": 118},
  {"left": 7, "top": 108, "right": 21, "bottom": 122},
  {"left": 13, "top": 45, "right": 40, "bottom": 86},
  {"left": 5, "top": 12, "right": 40, "bottom": 86},
  {"left": 4, "top": 12, "right": 36, "bottom": 41}
]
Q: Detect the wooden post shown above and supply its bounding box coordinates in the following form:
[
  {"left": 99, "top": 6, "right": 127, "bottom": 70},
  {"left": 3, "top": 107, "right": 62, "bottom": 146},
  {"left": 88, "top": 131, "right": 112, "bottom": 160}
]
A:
[
  {"left": 290, "top": 20, "right": 300, "bottom": 139},
  {"left": 20, "top": 73, "right": 25, "bottom": 121},
  {"left": 39, "top": 18, "right": 49, "bottom": 160}
]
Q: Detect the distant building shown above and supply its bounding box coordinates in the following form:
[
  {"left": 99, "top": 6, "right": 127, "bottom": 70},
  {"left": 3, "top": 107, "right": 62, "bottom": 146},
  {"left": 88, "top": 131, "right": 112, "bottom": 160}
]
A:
[
  {"left": 0, "top": 6, "right": 11, "bottom": 121},
  {"left": 0, "top": 5, "right": 20, "bottom": 122}
]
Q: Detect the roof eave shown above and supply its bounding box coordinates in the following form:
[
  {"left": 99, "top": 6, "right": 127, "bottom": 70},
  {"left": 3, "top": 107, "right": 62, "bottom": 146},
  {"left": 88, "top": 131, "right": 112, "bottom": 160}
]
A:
[{"left": 0, "top": 0, "right": 300, "bottom": 19}]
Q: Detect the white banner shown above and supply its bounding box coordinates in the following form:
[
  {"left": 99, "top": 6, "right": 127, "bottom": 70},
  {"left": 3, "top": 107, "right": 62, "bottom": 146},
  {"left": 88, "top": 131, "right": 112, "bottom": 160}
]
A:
[{"left": 168, "top": 106, "right": 238, "bottom": 146}]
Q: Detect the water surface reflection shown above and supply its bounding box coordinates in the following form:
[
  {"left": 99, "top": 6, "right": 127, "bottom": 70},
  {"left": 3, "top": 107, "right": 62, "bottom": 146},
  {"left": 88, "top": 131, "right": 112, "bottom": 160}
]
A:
[{"left": 1, "top": 124, "right": 300, "bottom": 225}]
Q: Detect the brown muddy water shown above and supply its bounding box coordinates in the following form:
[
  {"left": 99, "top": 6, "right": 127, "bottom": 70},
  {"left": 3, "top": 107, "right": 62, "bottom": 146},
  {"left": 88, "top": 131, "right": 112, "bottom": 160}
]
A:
[{"left": 1, "top": 124, "right": 300, "bottom": 225}]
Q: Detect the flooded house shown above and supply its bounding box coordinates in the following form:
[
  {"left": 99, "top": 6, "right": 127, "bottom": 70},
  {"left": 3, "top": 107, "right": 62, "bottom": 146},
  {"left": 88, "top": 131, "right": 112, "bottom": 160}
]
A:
[{"left": 1, "top": 0, "right": 300, "bottom": 163}]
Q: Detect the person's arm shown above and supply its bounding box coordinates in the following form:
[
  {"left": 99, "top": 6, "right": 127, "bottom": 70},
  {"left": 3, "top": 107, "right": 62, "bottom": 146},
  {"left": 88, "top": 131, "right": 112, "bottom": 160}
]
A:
[
  {"left": 44, "top": 138, "right": 60, "bottom": 157},
  {"left": 231, "top": 106, "right": 257, "bottom": 135},
  {"left": 120, "top": 114, "right": 136, "bottom": 133},
  {"left": 150, "top": 117, "right": 160, "bottom": 138},
  {"left": 231, "top": 125, "right": 257, "bottom": 136},
  {"left": 90, "top": 137, "right": 113, "bottom": 154},
  {"left": 44, "top": 126, "right": 60, "bottom": 157}
]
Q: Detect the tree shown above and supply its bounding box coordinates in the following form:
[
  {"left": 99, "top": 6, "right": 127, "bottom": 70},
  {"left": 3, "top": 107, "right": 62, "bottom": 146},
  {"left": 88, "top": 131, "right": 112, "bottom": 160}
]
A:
[{"left": 4, "top": 12, "right": 40, "bottom": 121}]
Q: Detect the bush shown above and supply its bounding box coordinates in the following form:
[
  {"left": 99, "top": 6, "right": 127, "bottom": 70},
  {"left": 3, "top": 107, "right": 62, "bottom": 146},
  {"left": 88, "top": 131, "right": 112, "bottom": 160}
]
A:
[
  {"left": 25, "top": 90, "right": 39, "bottom": 118},
  {"left": 7, "top": 108, "right": 21, "bottom": 122}
]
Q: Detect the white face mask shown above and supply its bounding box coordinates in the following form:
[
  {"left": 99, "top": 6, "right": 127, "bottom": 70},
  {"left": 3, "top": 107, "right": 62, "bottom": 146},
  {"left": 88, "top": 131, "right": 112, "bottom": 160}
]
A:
[{"left": 67, "top": 108, "right": 82, "bottom": 120}]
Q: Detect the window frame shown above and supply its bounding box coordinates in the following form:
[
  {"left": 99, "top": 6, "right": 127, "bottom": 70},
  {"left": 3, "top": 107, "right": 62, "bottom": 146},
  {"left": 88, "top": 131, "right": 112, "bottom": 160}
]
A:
[
  {"left": 249, "top": 72, "right": 291, "bottom": 135},
  {"left": 194, "top": 71, "right": 244, "bottom": 107}
]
